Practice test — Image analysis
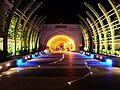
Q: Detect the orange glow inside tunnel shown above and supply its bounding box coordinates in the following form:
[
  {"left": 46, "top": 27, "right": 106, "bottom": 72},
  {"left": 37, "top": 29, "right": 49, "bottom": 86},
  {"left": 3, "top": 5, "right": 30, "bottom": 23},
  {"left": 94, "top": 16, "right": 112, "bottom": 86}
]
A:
[{"left": 47, "top": 35, "right": 76, "bottom": 51}]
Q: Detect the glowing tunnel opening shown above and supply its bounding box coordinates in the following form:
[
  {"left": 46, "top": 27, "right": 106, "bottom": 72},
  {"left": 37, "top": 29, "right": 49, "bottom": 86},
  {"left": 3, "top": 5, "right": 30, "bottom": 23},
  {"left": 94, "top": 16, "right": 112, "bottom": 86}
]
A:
[{"left": 47, "top": 35, "right": 76, "bottom": 52}]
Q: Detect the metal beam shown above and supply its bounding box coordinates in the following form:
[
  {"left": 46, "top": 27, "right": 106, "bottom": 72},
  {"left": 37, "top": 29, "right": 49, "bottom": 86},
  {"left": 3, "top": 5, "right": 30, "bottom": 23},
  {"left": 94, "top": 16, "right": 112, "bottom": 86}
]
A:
[
  {"left": 78, "top": 15, "right": 93, "bottom": 51},
  {"left": 86, "top": 11, "right": 100, "bottom": 52},
  {"left": 98, "top": 3, "right": 115, "bottom": 54},
  {"left": 84, "top": 2, "right": 108, "bottom": 51},
  {"left": 108, "top": 0, "right": 120, "bottom": 24}
]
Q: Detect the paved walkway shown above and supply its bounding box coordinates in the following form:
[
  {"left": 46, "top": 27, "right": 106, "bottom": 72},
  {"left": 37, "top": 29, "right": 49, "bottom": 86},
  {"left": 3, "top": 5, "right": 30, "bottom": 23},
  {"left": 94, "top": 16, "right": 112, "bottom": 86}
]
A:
[{"left": 0, "top": 52, "right": 120, "bottom": 90}]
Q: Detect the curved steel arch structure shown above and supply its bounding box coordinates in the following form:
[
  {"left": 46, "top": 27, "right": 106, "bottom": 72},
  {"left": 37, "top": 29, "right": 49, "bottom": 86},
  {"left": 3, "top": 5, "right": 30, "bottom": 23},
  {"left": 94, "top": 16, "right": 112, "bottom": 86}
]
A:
[
  {"left": 0, "top": 0, "right": 120, "bottom": 59},
  {"left": 78, "top": 0, "right": 120, "bottom": 56}
]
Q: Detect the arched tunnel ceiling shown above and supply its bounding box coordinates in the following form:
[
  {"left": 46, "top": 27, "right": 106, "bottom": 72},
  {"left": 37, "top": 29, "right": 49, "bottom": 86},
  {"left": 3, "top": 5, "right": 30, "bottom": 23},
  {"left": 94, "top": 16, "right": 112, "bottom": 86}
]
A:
[
  {"left": 47, "top": 35, "right": 76, "bottom": 51},
  {"left": 16, "top": 0, "right": 120, "bottom": 24}
]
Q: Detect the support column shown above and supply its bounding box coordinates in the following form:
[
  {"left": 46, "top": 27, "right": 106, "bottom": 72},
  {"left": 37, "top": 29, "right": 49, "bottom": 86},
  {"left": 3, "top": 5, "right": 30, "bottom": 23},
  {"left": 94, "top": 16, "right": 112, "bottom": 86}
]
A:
[
  {"left": 84, "top": 2, "right": 108, "bottom": 51},
  {"left": 78, "top": 15, "right": 93, "bottom": 52},
  {"left": 27, "top": 15, "right": 38, "bottom": 52},
  {"left": 21, "top": 2, "right": 42, "bottom": 50},
  {"left": 86, "top": 18, "right": 98, "bottom": 53},
  {"left": 79, "top": 25, "right": 89, "bottom": 51},
  {"left": 3, "top": 0, "right": 22, "bottom": 58},
  {"left": 98, "top": 3, "right": 115, "bottom": 54},
  {"left": 0, "top": 1, "right": 7, "bottom": 54},
  {"left": 14, "top": 0, "right": 34, "bottom": 55},
  {"left": 108, "top": 0, "right": 120, "bottom": 24},
  {"left": 86, "top": 11, "right": 101, "bottom": 52},
  {"left": 78, "top": 25, "right": 85, "bottom": 50}
]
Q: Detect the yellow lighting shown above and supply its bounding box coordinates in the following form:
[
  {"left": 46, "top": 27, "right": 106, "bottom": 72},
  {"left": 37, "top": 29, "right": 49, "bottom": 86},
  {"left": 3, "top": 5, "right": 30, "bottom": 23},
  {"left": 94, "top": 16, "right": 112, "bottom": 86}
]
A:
[{"left": 47, "top": 35, "right": 76, "bottom": 52}]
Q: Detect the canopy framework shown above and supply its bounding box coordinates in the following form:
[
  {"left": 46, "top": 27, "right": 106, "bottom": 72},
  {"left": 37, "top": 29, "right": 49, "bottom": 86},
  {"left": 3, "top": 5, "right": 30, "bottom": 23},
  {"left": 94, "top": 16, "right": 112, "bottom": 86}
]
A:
[{"left": 0, "top": 0, "right": 119, "bottom": 60}]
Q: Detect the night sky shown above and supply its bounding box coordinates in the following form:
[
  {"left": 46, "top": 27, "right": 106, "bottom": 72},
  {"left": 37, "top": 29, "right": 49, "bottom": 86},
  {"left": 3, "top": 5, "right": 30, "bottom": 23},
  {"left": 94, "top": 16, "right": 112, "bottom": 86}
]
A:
[{"left": 18, "top": 0, "right": 119, "bottom": 24}]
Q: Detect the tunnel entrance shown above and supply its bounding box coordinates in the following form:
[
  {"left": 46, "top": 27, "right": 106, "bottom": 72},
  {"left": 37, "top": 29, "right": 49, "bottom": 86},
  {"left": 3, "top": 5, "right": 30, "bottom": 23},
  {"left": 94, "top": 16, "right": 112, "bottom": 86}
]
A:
[{"left": 47, "top": 35, "right": 76, "bottom": 51}]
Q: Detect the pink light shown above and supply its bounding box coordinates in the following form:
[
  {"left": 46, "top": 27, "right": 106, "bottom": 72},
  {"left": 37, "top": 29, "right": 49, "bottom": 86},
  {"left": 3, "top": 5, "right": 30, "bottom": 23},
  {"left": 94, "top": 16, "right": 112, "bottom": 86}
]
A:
[
  {"left": 68, "top": 82, "right": 71, "bottom": 85},
  {"left": 100, "top": 56, "right": 103, "bottom": 59},
  {"left": 25, "top": 57, "right": 28, "bottom": 60},
  {"left": 96, "top": 55, "right": 99, "bottom": 58},
  {"left": 28, "top": 56, "right": 31, "bottom": 59},
  {"left": 6, "top": 63, "right": 10, "bottom": 67}
]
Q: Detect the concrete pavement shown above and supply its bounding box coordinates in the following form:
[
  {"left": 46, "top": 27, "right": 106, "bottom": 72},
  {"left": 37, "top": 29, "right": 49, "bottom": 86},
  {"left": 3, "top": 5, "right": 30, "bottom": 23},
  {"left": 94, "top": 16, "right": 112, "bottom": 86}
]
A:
[{"left": 0, "top": 52, "right": 120, "bottom": 90}]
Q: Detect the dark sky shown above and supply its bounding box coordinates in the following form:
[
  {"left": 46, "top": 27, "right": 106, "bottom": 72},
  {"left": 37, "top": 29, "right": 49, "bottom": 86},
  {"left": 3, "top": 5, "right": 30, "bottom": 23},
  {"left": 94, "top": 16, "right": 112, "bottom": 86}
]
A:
[
  {"left": 37, "top": 0, "right": 82, "bottom": 24},
  {"left": 18, "top": 0, "right": 119, "bottom": 24},
  {"left": 39, "top": 0, "right": 113, "bottom": 24}
]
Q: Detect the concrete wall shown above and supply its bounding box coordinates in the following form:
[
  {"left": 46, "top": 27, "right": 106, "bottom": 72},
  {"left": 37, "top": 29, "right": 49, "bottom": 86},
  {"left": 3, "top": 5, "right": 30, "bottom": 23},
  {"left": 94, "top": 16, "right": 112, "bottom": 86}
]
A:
[{"left": 39, "top": 24, "right": 82, "bottom": 50}]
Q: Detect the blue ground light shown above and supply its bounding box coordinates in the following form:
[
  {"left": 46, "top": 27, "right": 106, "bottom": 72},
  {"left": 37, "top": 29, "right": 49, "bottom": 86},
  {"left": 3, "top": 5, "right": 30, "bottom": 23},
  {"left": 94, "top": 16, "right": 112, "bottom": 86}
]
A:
[
  {"left": 90, "top": 54, "right": 94, "bottom": 59},
  {"left": 16, "top": 54, "right": 39, "bottom": 67},
  {"left": 16, "top": 59, "right": 24, "bottom": 67},
  {"left": 16, "top": 53, "right": 113, "bottom": 67},
  {"left": 32, "top": 54, "right": 38, "bottom": 59},
  {"left": 80, "top": 52, "right": 94, "bottom": 59},
  {"left": 16, "top": 59, "right": 39, "bottom": 67},
  {"left": 78, "top": 54, "right": 93, "bottom": 59},
  {"left": 80, "top": 52, "right": 113, "bottom": 66},
  {"left": 16, "top": 54, "right": 49, "bottom": 67},
  {"left": 106, "top": 59, "right": 112, "bottom": 65}
]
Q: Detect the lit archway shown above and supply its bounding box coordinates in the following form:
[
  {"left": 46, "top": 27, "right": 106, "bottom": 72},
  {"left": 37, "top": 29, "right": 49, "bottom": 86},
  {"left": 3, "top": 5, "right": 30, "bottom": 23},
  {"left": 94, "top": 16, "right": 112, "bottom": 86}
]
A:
[{"left": 47, "top": 35, "right": 76, "bottom": 51}]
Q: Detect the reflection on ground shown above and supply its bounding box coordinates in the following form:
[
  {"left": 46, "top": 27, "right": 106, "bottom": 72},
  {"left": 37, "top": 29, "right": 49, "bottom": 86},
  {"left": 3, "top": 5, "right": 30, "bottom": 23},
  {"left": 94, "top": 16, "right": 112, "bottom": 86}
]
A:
[{"left": 0, "top": 52, "right": 120, "bottom": 90}]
